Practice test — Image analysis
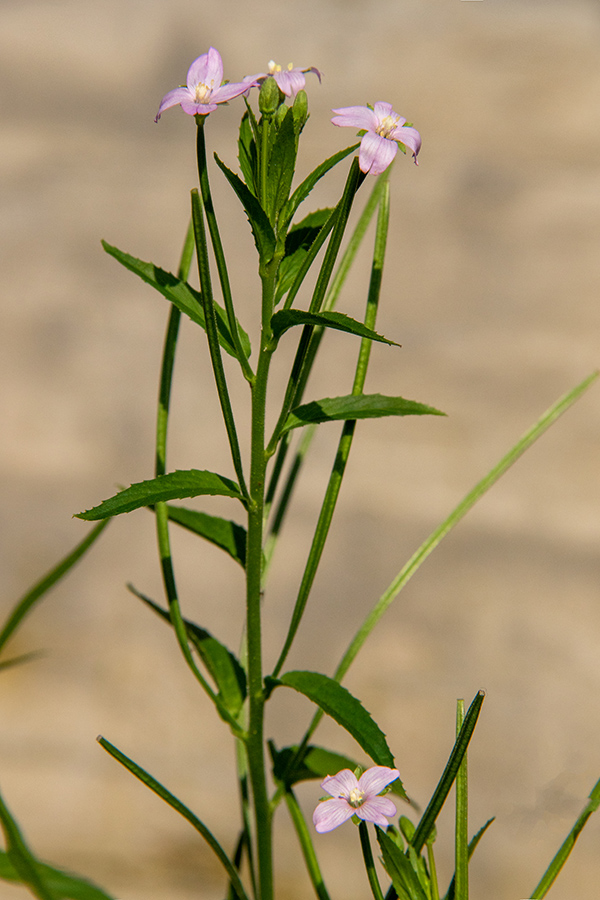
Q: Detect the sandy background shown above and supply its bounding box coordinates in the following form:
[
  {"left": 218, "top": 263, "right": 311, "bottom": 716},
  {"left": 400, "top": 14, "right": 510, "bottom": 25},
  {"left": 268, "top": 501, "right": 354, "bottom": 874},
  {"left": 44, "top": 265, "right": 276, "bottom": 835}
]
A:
[{"left": 1, "top": 1, "right": 599, "bottom": 898}]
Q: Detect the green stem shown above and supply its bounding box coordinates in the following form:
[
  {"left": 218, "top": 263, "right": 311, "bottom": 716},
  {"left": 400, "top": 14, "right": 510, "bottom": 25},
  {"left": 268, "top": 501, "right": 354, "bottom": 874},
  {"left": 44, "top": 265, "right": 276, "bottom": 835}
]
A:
[
  {"left": 359, "top": 821, "right": 386, "bottom": 900},
  {"left": 271, "top": 183, "right": 390, "bottom": 678},
  {"left": 244, "top": 260, "right": 279, "bottom": 900},
  {"left": 284, "top": 788, "right": 332, "bottom": 900},
  {"left": 454, "top": 700, "right": 468, "bottom": 900},
  {"left": 195, "top": 121, "right": 254, "bottom": 383},
  {"left": 153, "top": 225, "right": 244, "bottom": 736},
  {"left": 426, "top": 836, "right": 440, "bottom": 900},
  {"left": 191, "top": 188, "right": 250, "bottom": 501},
  {"left": 266, "top": 159, "right": 363, "bottom": 457}
]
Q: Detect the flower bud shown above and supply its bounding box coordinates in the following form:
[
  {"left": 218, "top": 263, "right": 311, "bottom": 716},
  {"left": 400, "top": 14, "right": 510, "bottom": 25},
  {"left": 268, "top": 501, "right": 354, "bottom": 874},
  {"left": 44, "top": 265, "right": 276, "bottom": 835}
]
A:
[
  {"left": 292, "top": 89, "right": 309, "bottom": 130},
  {"left": 258, "top": 77, "right": 280, "bottom": 116}
]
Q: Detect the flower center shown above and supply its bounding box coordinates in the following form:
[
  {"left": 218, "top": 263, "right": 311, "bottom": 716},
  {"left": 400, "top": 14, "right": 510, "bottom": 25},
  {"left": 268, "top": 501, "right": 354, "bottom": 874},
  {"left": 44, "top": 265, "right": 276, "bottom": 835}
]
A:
[
  {"left": 194, "top": 82, "right": 213, "bottom": 104},
  {"left": 376, "top": 114, "right": 400, "bottom": 140},
  {"left": 267, "top": 60, "right": 281, "bottom": 74},
  {"left": 348, "top": 787, "right": 365, "bottom": 808}
]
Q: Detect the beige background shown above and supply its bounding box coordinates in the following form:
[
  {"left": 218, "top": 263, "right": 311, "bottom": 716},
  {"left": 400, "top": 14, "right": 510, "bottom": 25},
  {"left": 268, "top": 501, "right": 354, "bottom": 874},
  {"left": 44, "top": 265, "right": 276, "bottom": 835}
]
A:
[{"left": 1, "top": 1, "right": 599, "bottom": 898}]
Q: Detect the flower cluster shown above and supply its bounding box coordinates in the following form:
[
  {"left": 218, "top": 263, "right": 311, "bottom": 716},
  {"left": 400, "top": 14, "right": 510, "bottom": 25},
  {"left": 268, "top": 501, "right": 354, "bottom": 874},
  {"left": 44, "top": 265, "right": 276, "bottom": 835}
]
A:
[
  {"left": 154, "top": 47, "right": 421, "bottom": 176},
  {"left": 313, "top": 766, "right": 400, "bottom": 833}
]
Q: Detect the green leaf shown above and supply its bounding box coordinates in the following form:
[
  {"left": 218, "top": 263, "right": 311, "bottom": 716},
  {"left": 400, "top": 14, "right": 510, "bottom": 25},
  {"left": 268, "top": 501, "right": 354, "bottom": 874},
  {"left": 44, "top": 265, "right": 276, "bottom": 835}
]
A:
[
  {"left": 0, "top": 789, "right": 57, "bottom": 900},
  {"left": 271, "top": 310, "right": 400, "bottom": 346},
  {"left": 0, "top": 851, "right": 114, "bottom": 900},
  {"left": 158, "top": 504, "right": 246, "bottom": 567},
  {"left": 76, "top": 470, "right": 243, "bottom": 521},
  {"left": 265, "top": 106, "right": 298, "bottom": 225},
  {"left": 270, "top": 743, "right": 408, "bottom": 800},
  {"left": 411, "top": 690, "right": 485, "bottom": 855},
  {"left": 282, "top": 394, "right": 446, "bottom": 433},
  {"left": 273, "top": 670, "right": 395, "bottom": 767},
  {"left": 214, "top": 154, "right": 276, "bottom": 263},
  {"left": 0, "top": 520, "right": 109, "bottom": 658},
  {"left": 130, "top": 589, "right": 246, "bottom": 716},
  {"left": 101, "top": 242, "right": 250, "bottom": 360},
  {"left": 280, "top": 143, "right": 360, "bottom": 231},
  {"left": 97, "top": 737, "right": 250, "bottom": 900},
  {"left": 377, "top": 828, "right": 428, "bottom": 900},
  {"left": 238, "top": 111, "right": 257, "bottom": 195},
  {"left": 274, "top": 208, "right": 335, "bottom": 305}
]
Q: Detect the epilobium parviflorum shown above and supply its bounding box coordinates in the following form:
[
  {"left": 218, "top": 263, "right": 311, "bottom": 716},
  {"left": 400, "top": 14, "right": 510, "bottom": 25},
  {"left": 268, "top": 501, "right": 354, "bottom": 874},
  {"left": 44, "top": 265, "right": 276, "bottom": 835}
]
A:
[{"left": 1, "top": 42, "right": 598, "bottom": 900}]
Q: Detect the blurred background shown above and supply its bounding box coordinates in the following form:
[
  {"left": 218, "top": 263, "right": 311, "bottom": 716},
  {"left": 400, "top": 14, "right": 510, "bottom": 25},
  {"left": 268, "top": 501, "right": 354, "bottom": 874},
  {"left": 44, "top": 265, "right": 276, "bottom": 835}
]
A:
[{"left": 1, "top": 0, "right": 599, "bottom": 898}]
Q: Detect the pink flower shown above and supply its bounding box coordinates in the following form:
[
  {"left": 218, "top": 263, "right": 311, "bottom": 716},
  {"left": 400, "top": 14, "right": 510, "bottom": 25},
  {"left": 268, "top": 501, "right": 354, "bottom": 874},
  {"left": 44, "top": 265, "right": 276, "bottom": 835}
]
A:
[
  {"left": 331, "top": 102, "right": 421, "bottom": 174},
  {"left": 244, "top": 60, "right": 321, "bottom": 98},
  {"left": 313, "top": 766, "right": 399, "bottom": 833},
  {"left": 154, "top": 47, "right": 256, "bottom": 122}
]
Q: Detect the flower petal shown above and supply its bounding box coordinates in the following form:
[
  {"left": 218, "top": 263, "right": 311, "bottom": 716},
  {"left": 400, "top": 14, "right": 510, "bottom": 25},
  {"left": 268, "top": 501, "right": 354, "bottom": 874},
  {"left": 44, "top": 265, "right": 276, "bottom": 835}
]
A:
[
  {"left": 359, "top": 131, "right": 398, "bottom": 175},
  {"left": 390, "top": 124, "right": 422, "bottom": 159},
  {"left": 313, "top": 798, "right": 355, "bottom": 833},
  {"left": 373, "top": 101, "right": 395, "bottom": 121},
  {"left": 179, "top": 100, "right": 218, "bottom": 116},
  {"left": 154, "top": 87, "right": 193, "bottom": 121},
  {"left": 331, "top": 106, "right": 378, "bottom": 132},
  {"left": 188, "top": 47, "right": 223, "bottom": 91},
  {"left": 274, "top": 69, "right": 306, "bottom": 97},
  {"left": 356, "top": 795, "right": 397, "bottom": 827},
  {"left": 320, "top": 769, "right": 359, "bottom": 798},
  {"left": 212, "top": 80, "right": 256, "bottom": 103},
  {"left": 358, "top": 766, "right": 400, "bottom": 798},
  {"left": 304, "top": 66, "right": 322, "bottom": 83}
]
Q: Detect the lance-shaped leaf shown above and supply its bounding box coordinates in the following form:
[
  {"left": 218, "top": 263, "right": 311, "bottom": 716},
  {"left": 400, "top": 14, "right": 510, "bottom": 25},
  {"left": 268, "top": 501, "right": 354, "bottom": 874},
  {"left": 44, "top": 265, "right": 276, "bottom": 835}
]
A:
[
  {"left": 214, "top": 154, "right": 276, "bottom": 263},
  {"left": 102, "top": 242, "right": 250, "bottom": 359},
  {"left": 269, "top": 670, "right": 394, "bottom": 767},
  {"left": 0, "top": 851, "right": 114, "bottom": 900},
  {"left": 279, "top": 143, "right": 360, "bottom": 231},
  {"left": 377, "top": 828, "right": 428, "bottom": 900},
  {"left": 271, "top": 309, "right": 400, "bottom": 346},
  {"left": 154, "top": 504, "right": 246, "bottom": 567},
  {"left": 270, "top": 742, "right": 408, "bottom": 800},
  {"left": 238, "top": 111, "right": 257, "bottom": 195},
  {"left": 76, "top": 470, "right": 244, "bottom": 521},
  {"left": 265, "top": 105, "right": 298, "bottom": 225},
  {"left": 281, "top": 394, "right": 446, "bottom": 434},
  {"left": 130, "top": 589, "right": 246, "bottom": 716}
]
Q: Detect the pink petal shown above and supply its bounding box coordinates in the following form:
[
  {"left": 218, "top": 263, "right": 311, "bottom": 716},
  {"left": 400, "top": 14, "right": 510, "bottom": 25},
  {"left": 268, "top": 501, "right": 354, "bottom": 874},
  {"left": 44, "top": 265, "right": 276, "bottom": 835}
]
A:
[
  {"left": 187, "top": 47, "right": 223, "bottom": 91},
  {"left": 154, "top": 86, "right": 193, "bottom": 121},
  {"left": 390, "top": 124, "right": 422, "bottom": 159},
  {"left": 359, "top": 131, "right": 397, "bottom": 175},
  {"left": 331, "top": 106, "right": 378, "bottom": 132},
  {"left": 304, "top": 66, "right": 322, "bottom": 83},
  {"left": 358, "top": 767, "right": 400, "bottom": 798},
  {"left": 320, "top": 769, "right": 359, "bottom": 798},
  {"left": 373, "top": 101, "right": 395, "bottom": 121},
  {"left": 313, "top": 798, "right": 355, "bottom": 833},
  {"left": 275, "top": 69, "right": 306, "bottom": 97},
  {"left": 179, "top": 100, "right": 218, "bottom": 116},
  {"left": 356, "top": 795, "right": 397, "bottom": 827},
  {"left": 212, "top": 80, "right": 255, "bottom": 103}
]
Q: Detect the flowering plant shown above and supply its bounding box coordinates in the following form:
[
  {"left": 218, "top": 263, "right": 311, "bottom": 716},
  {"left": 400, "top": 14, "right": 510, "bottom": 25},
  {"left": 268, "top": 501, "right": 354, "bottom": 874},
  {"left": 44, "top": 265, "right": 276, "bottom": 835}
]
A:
[{"left": 0, "top": 44, "right": 598, "bottom": 900}]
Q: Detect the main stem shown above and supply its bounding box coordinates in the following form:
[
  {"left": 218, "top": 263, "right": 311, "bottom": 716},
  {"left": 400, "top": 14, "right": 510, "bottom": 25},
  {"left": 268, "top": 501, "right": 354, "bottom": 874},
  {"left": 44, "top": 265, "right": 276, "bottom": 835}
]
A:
[{"left": 245, "top": 259, "right": 278, "bottom": 900}]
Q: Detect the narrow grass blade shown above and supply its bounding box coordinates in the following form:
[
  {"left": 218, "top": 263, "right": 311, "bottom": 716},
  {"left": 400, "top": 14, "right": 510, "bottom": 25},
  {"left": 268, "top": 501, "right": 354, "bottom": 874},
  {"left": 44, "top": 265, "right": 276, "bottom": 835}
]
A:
[
  {"left": 0, "top": 789, "right": 57, "bottom": 900},
  {"left": 411, "top": 691, "right": 485, "bottom": 855},
  {"left": 331, "top": 371, "right": 599, "bottom": 688},
  {"left": 528, "top": 776, "right": 600, "bottom": 898},
  {"left": 0, "top": 520, "right": 109, "bottom": 657},
  {"left": 97, "top": 736, "right": 250, "bottom": 900}
]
